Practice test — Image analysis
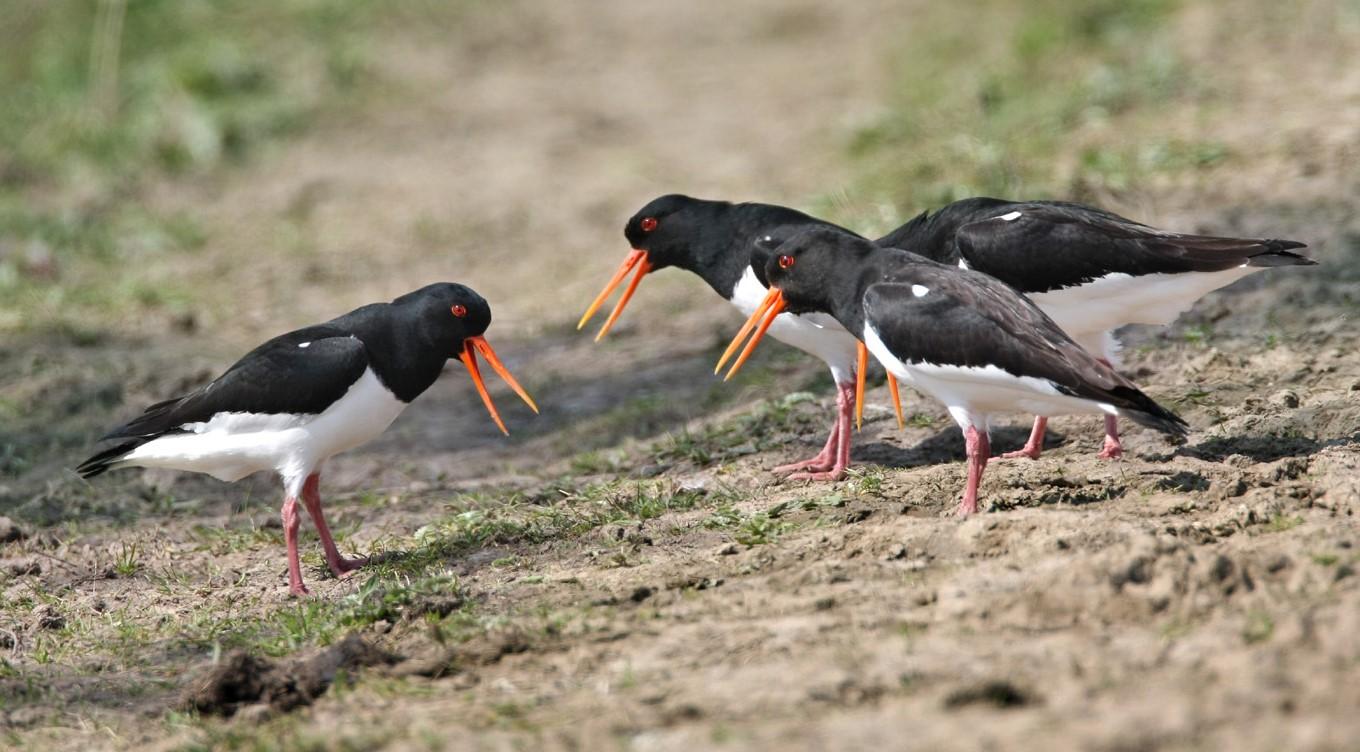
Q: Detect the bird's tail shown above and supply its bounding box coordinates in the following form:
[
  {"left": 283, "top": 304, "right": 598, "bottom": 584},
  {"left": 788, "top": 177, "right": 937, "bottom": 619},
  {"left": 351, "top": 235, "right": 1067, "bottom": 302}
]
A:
[
  {"left": 1108, "top": 387, "right": 1190, "bottom": 438},
  {"left": 76, "top": 441, "right": 140, "bottom": 479},
  {"left": 1244, "top": 239, "right": 1315, "bottom": 267}
]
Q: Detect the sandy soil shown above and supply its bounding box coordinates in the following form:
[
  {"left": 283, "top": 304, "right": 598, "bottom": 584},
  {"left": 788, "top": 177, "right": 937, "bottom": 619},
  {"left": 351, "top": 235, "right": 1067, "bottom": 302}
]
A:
[{"left": 3, "top": 1, "right": 1360, "bottom": 750}]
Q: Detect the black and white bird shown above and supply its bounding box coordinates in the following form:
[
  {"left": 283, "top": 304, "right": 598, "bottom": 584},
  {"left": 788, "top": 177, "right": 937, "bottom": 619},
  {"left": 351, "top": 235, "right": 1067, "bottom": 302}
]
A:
[
  {"left": 578, "top": 195, "right": 902, "bottom": 481},
  {"left": 77, "top": 283, "right": 537, "bottom": 595},
  {"left": 875, "top": 198, "right": 1312, "bottom": 459},
  {"left": 724, "top": 227, "right": 1188, "bottom": 516}
]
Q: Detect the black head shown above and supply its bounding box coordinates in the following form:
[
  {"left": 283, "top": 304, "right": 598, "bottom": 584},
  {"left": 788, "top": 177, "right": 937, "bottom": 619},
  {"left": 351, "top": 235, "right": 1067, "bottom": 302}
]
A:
[
  {"left": 763, "top": 227, "right": 875, "bottom": 316},
  {"left": 622, "top": 193, "right": 720, "bottom": 272},
  {"left": 391, "top": 282, "right": 493, "bottom": 358}
]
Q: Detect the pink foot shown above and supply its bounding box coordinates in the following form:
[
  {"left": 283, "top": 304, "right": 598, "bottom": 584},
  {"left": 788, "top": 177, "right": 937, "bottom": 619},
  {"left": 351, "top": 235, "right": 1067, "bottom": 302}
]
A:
[
  {"left": 788, "top": 467, "right": 847, "bottom": 482},
  {"left": 1097, "top": 413, "right": 1123, "bottom": 460},
  {"left": 328, "top": 555, "right": 369, "bottom": 578},
  {"left": 1098, "top": 437, "right": 1123, "bottom": 460},
  {"left": 776, "top": 380, "right": 855, "bottom": 481},
  {"left": 1001, "top": 416, "right": 1046, "bottom": 461},
  {"left": 774, "top": 451, "right": 835, "bottom": 475},
  {"left": 1000, "top": 445, "right": 1042, "bottom": 461},
  {"left": 301, "top": 473, "right": 369, "bottom": 581}
]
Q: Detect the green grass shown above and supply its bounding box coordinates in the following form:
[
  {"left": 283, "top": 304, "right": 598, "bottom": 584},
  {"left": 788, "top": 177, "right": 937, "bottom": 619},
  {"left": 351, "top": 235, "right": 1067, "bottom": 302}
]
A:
[
  {"left": 0, "top": 0, "right": 435, "bottom": 335},
  {"left": 824, "top": 0, "right": 1215, "bottom": 228}
]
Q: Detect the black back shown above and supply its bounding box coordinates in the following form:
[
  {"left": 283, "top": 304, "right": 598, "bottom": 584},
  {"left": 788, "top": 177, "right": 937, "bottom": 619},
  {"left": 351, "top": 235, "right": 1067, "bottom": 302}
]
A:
[
  {"left": 875, "top": 197, "right": 1311, "bottom": 293},
  {"left": 78, "top": 283, "right": 492, "bottom": 477}
]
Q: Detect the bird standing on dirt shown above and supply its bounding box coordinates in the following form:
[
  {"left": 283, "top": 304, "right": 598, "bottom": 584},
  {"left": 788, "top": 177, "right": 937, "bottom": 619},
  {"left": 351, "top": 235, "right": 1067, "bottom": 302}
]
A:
[
  {"left": 579, "top": 195, "right": 904, "bottom": 481},
  {"left": 77, "top": 283, "right": 538, "bottom": 595},
  {"left": 723, "top": 227, "right": 1188, "bottom": 516},
  {"left": 875, "top": 198, "right": 1312, "bottom": 460}
]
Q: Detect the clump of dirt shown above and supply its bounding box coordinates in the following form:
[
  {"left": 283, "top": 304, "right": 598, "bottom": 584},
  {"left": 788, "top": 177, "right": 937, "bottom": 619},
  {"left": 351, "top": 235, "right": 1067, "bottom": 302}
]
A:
[{"left": 183, "top": 634, "right": 398, "bottom": 717}]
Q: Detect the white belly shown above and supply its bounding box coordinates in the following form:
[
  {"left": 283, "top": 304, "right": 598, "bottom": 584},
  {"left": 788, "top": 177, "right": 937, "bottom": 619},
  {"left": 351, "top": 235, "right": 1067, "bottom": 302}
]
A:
[
  {"left": 863, "top": 324, "right": 1115, "bottom": 432},
  {"left": 731, "top": 267, "right": 859, "bottom": 383},
  {"left": 120, "top": 368, "right": 407, "bottom": 493},
  {"left": 1028, "top": 266, "right": 1261, "bottom": 345}
]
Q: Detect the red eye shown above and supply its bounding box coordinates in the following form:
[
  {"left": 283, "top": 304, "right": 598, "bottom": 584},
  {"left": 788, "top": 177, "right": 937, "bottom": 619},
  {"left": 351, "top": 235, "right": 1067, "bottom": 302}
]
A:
[
  {"left": 778, "top": 255, "right": 795, "bottom": 269},
  {"left": 452, "top": 304, "right": 468, "bottom": 318},
  {"left": 640, "top": 217, "right": 658, "bottom": 233}
]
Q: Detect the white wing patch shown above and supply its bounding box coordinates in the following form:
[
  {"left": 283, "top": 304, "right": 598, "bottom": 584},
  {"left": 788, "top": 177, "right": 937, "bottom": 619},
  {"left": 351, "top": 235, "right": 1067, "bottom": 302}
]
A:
[
  {"left": 998, "top": 211, "right": 1022, "bottom": 221},
  {"left": 911, "top": 285, "right": 929, "bottom": 297},
  {"left": 298, "top": 342, "right": 311, "bottom": 349},
  {"left": 958, "top": 259, "right": 970, "bottom": 270}
]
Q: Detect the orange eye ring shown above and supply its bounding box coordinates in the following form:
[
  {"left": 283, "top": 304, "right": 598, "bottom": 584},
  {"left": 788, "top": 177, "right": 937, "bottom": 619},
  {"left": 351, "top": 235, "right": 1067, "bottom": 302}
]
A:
[
  {"left": 452, "top": 304, "right": 468, "bottom": 318},
  {"left": 777, "top": 255, "right": 795, "bottom": 269},
  {"left": 640, "top": 217, "right": 658, "bottom": 233}
]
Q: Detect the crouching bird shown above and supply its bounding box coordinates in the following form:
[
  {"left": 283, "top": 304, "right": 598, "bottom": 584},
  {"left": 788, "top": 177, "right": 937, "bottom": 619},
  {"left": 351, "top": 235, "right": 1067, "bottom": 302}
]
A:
[
  {"left": 77, "top": 283, "right": 537, "bottom": 595},
  {"left": 723, "top": 228, "right": 1188, "bottom": 516}
]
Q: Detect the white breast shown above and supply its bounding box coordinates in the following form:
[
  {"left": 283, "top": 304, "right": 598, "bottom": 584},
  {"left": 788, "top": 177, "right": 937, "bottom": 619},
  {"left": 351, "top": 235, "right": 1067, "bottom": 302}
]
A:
[
  {"left": 862, "top": 323, "right": 1114, "bottom": 432},
  {"left": 730, "top": 266, "right": 859, "bottom": 383},
  {"left": 120, "top": 368, "right": 407, "bottom": 493}
]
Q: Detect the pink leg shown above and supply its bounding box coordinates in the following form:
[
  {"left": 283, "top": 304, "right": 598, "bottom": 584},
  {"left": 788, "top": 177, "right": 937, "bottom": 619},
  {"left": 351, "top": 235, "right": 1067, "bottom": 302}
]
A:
[
  {"left": 1001, "top": 416, "right": 1047, "bottom": 460},
  {"left": 301, "top": 473, "right": 368, "bottom": 578},
  {"left": 1098, "top": 414, "right": 1123, "bottom": 459},
  {"left": 1095, "top": 358, "right": 1124, "bottom": 460},
  {"left": 788, "top": 381, "right": 855, "bottom": 481},
  {"left": 956, "top": 426, "right": 991, "bottom": 517},
  {"left": 282, "top": 496, "right": 309, "bottom": 596}
]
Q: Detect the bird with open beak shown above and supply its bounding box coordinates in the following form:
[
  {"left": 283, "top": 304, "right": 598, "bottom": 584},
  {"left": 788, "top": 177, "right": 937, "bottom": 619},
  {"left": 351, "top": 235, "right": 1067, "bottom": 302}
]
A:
[
  {"left": 577, "top": 195, "right": 904, "bottom": 481},
  {"left": 723, "top": 228, "right": 1188, "bottom": 516},
  {"left": 78, "top": 283, "right": 537, "bottom": 595}
]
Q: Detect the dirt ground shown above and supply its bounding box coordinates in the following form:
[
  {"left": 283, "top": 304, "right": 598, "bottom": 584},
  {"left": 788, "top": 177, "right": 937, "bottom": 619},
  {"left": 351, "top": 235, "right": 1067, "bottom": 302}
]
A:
[{"left": 3, "top": 2, "right": 1360, "bottom": 750}]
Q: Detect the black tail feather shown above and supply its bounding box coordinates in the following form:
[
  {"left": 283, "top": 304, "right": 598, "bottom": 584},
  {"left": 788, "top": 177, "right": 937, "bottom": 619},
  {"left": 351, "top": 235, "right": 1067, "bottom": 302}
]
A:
[
  {"left": 76, "top": 441, "right": 141, "bottom": 478},
  {"left": 1246, "top": 240, "right": 1316, "bottom": 267},
  {"left": 1109, "top": 386, "right": 1190, "bottom": 438}
]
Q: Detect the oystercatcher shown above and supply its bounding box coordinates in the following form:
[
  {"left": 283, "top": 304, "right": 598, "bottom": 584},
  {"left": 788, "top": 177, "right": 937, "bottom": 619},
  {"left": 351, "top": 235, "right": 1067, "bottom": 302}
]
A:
[
  {"left": 577, "top": 194, "right": 902, "bottom": 481},
  {"left": 875, "top": 198, "right": 1312, "bottom": 459},
  {"left": 77, "top": 283, "right": 537, "bottom": 595},
  {"left": 724, "top": 227, "right": 1188, "bottom": 516}
]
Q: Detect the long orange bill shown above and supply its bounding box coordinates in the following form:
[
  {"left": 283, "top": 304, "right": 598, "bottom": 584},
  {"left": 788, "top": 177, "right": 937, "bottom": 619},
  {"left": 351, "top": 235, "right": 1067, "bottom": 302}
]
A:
[
  {"left": 459, "top": 336, "right": 538, "bottom": 436},
  {"left": 577, "top": 249, "right": 653, "bottom": 341},
  {"left": 714, "top": 286, "right": 780, "bottom": 374},
  {"left": 887, "top": 373, "right": 905, "bottom": 429},
  {"left": 855, "top": 341, "right": 868, "bottom": 430},
  {"left": 722, "top": 287, "right": 786, "bottom": 381}
]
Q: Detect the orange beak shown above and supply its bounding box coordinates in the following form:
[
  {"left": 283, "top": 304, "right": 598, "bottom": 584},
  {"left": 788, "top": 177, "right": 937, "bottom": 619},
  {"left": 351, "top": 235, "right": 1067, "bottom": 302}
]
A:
[
  {"left": 458, "top": 335, "right": 539, "bottom": 436},
  {"left": 718, "top": 286, "right": 786, "bottom": 381},
  {"left": 577, "top": 249, "right": 654, "bottom": 341}
]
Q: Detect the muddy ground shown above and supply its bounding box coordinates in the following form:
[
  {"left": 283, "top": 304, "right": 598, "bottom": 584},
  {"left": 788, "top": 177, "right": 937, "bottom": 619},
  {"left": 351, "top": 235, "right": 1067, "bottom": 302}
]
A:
[{"left": 3, "top": 2, "right": 1360, "bottom": 750}]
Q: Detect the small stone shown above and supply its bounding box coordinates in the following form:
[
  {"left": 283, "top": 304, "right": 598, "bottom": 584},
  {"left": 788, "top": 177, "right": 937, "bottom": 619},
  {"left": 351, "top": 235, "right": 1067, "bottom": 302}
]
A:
[
  {"left": 1269, "top": 389, "right": 1300, "bottom": 409},
  {"left": 0, "top": 516, "right": 27, "bottom": 544},
  {"left": 1209, "top": 554, "right": 1236, "bottom": 583},
  {"left": 884, "top": 544, "right": 907, "bottom": 561},
  {"left": 1334, "top": 564, "right": 1355, "bottom": 582},
  {"left": 629, "top": 585, "right": 654, "bottom": 603},
  {"left": 716, "top": 543, "right": 738, "bottom": 556},
  {"left": 814, "top": 596, "right": 836, "bottom": 611},
  {"left": 843, "top": 509, "right": 872, "bottom": 524},
  {"left": 678, "top": 479, "right": 709, "bottom": 495},
  {"left": 1266, "top": 555, "right": 1291, "bottom": 573},
  {"left": 1, "top": 558, "right": 40, "bottom": 576},
  {"left": 36, "top": 606, "right": 64, "bottom": 631}
]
